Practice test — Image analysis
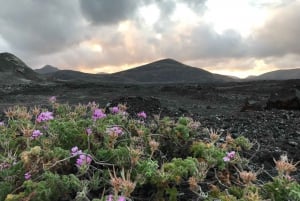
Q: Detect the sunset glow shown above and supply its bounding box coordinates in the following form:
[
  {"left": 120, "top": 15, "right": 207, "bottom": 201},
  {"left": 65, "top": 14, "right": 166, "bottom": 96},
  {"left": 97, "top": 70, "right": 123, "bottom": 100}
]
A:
[{"left": 0, "top": 0, "right": 299, "bottom": 79}]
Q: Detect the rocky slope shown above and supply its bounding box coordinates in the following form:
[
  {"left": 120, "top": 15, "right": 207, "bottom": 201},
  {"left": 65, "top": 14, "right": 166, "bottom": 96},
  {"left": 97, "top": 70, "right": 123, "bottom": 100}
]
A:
[
  {"left": 113, "top": 58, "right": 235, "bottom": 83},
  {"left": 0, "top": 52, "right": 42, "bottom": 84}
]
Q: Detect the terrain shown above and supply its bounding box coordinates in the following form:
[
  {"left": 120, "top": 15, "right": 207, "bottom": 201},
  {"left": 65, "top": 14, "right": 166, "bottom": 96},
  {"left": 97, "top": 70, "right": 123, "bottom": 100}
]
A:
[
  {"left": 0, "top": 79, "right": 300, "bottom": 183},
  {"left": 0, "top": 52, "right": 300, "bottom": 183}
]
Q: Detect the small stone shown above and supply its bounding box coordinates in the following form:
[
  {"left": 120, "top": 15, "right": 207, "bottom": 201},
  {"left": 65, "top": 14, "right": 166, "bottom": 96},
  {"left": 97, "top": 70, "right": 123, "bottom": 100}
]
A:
[{"left": 288, "top": 141, "right": 298, "bottom": 146}]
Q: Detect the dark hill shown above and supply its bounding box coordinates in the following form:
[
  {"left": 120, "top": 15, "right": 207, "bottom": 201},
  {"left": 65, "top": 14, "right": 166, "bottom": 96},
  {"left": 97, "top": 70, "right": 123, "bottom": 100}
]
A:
[
  {"left": 246, "top": 68, "right": 300, "bottom": 80},
  {"left": 35, "top": 65, "right": 60, "bottom": 74},
  {"left": 46, "top": 70, "right": 135, "bottom": 83},
  {"left": 0, "top": 52, "right": 42, "bottom": 84},
  {"left": 113, "top": 58, "right": 235, "bottom": 83}
]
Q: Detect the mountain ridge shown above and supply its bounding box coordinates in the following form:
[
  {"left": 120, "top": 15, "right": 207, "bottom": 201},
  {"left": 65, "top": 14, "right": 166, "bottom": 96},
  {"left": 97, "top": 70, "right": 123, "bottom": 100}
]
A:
[
  {"left": 35, "top": 65, "right": 60, "bottom": 74},
  {"left": 112, "top": 58, "right": 235, "bottom": 83},
  {"left": 246, "top": 68, "right": 300, "bottom": 80},
  {"left": 2, "top": 52, "right": 300, "bottom": 84},
  {"left": 0, "top": 52, "right": 43, "bottom": 84}
]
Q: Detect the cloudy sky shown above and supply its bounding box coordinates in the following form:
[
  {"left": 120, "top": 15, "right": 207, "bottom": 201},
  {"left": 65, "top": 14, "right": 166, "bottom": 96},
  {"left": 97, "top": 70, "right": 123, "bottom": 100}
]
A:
[{"left": 0, "top": 0, "right": 300, "bottom": 78}]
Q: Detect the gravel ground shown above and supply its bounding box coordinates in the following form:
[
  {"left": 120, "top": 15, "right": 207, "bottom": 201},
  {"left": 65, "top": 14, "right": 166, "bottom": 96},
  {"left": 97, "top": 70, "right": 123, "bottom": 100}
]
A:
[{"left": 1, "top": 80, "right": 299, "bottom": 182}]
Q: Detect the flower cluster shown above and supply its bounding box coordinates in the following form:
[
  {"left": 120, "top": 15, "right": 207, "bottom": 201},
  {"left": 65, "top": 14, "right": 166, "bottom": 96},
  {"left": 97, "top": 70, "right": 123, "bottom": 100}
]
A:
[
  {"left": 36, "top": 111, "right": 54, "bottom": 123},
  {"left": 71, "top": 147, "right": 92, "bottom": 167},
  {"left": 24, "top": 172, "right": 31, "bottom": 180},
  {"left": 223, "top": 151, "right": 235, "bottom": 162},
  {"left": 31, "top": 130, "right": 43, "bottom": 139},
  {"left": 76, "top": 154, "right": 92, "bottom": 167},
  {"left": 92, "top": 109, "right": 106, "bottom": 121},
  {"left": 106, "top": 195, "right": 126, "bottom": 201},
  {"left": 106, "top": 126, "right": 123, "bottom": 137},
  {"left": 137, "top": 111, "right": 147, "bottom": 119},
  {"left": 71, "top": 146, "right": 83, "bottom": 156},
  {"left": 110, "top": 106, "right": 120, "bottom": 114},
  {"left": 86, "top": 128, "right": 92, "bottom": 135},
  {"left": 49, "top": 96, "right": 56, "bottom": 103}
]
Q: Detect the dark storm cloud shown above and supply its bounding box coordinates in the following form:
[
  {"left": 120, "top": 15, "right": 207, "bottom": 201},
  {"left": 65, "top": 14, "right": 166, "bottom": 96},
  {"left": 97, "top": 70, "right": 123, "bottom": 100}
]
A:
[
  {"left": 0, "top": 0, "right": 299, "bottom": 74},
  {"left": 159, "top": 25, "right": 247, "bottom": 61},
  {"left": 0, "top": 0, "right": 84, "bottom": 56},
  {"left": 249, "top": 1, "right": 300, "bottom": 57},
  {"left": 79, "top": 0, "right": 141, "bottom": 25}
]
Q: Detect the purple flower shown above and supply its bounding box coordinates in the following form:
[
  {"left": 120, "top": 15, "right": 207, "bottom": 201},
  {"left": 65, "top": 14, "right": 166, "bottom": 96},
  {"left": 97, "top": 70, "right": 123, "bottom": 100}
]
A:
[
  {"left": 137, "top": 111, "right": 147, "bottom": 119},
  {"left": 31, "top": 130, "right": 43, "bottom": 139},
  {"left": 24, "top": 172, "right": 31, "bottom": 180},
  {"left": 0, "top": 121, "right": 4, "bottom": 127},
  {"left": 223, "top": 156, "right": 230, "bottom": 162},
  {"left": 76, "top": 154, "right": 92, "bottom": 167},
  {"left": 36, "top": 111, "right": 54, "bottom": 123},
  {"left": 227, "top": 151, "right": 235, "bottom": 159},
  {"left": 106, "top": 195, "right": 126, "bottom": 201},
  {"left": 223, "top": 151, "right": 236, "bottom": 162},
  {"left": 86, "top": 128, "right": 92, "bottom": 135},
  {"left": 118, "top": 196, "right": 126, "bottom": 201},
  {"left": 106, "top": 195, "right": 113, "bottom": 201},
  {"left": 110, "top": 106, "right": 119, "bottom": 114},
  {"left": 49, "top": 96, "right": 56, "bottom": 103},
  {"left": 92, "top": 109, "right": 106, "bottom": 121},
  {"left": 71, "top": 146, "right": 82, "bottom": 156},
  {"left": 106, "top": 126, "right": 123, "bottom": 136}
]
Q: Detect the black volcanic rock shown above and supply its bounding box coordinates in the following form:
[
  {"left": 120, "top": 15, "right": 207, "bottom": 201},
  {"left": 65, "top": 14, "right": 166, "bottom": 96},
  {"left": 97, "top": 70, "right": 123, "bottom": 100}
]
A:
[
  {"left": 109, "top": 96, "right": 162, "bottom": 116},
  {"left": 113, "top": 58, "right": 235, "bottom": 83},
  {"left": 35, "top": 65, "right": 60, "bottom": 74},
  {"left": 0, "top": 52, "right": 42, "bottom": 84},
  {"left": 240, "top": 98, "right": 265, "bottom": 111},
  {"left": 266, "top": 88, "right": 300, "bottom": 110}
]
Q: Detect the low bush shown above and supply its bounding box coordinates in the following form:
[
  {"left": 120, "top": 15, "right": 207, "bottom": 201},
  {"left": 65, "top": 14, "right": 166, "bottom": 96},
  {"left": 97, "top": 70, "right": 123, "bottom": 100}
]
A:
[{"left": 0, "top": 97, "right": 299, "bottom": 201}]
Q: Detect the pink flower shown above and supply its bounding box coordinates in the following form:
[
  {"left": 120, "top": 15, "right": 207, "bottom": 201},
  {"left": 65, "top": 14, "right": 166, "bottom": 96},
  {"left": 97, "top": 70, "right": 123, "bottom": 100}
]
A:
[
  {"left": 223, "top": 151, "right": 236, "bottom": 162},
  {"left": 110, "top": 106, "right": 119, "bottom": 114},
  {"left": 24, "top": 172, "right": 31, "bottom": 180},
  {"left": 118, "top": 196, "right": 126, "bottom": 201},
  {"left": 106, "top": 126, "right": 123, "bottom": 136},
  {"left": 137, "top": 111, "right": 147, "bottom": 119},
  {"left": 36, "top": 111, "right": 54, "bottom": 123},
  {"left": 31, "top": 130, "right": 43, "bottom": 139},
  {"left": 106, "top": 195, "right": 113, "bottom": 201},
  {"left": 227, "top": 151, "right": 235, "bottom": 159},
  {"left": 92, "top": 109, "right": 106, "bottom": 121},
  {"left": 106, "top": 195, "right": 126, "bottom": 201},
  {"left": 223, "top": 156, "right": 230, "bottom": 162},
  {"left": 76, "top": 154, "right": 92, "bottom": 167},
  {"left": 71, "top": 146, "right": 82, "bottom": 156},
  {"left": 49, "top": 96, "right": 56, "bottom": 103},
  {"left": 86, "top": 128, "right": 92, "bottom": 135}
]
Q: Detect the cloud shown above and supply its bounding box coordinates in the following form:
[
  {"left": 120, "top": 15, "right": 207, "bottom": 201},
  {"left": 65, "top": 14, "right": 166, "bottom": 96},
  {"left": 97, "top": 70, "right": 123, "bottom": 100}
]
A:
[
  {"left": 249, "top": 1, "right": 300, "bottom": 57},
  {"left": 0, "top": 0, "right": 84, "bottom": 56},
  {"left": 0, "top": 0, "right": 299, "bottom": 78},
  {"left": 159, "top": 26, "right": 246, "bottom": 61},
  {"left": 79, "top": 0, "right": 142, "bottom": 25}
]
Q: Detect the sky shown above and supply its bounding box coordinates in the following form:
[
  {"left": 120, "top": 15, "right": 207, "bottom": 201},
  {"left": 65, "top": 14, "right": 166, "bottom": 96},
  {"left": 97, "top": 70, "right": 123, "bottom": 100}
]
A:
[{"left": 0, "top": 0, "right": 300, "bottom": 78}]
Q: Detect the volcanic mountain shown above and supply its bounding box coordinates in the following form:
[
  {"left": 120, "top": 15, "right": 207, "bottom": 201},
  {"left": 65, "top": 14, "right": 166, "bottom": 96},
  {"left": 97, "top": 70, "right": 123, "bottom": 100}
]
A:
[
  {"left": 35, "top": 65, "right": 60, "bottom": 74},
  {"left": 45, "top": 70, "right": 136, "bottom": 83},
  {"left": 113, "top": 58, "right": 235, "bottom": 83},
  {"left": 0, "top": 52, "right": 42, "bottom": 84},
  {"left": 247, "top": 68, "right": 300, "bottom": 80}
]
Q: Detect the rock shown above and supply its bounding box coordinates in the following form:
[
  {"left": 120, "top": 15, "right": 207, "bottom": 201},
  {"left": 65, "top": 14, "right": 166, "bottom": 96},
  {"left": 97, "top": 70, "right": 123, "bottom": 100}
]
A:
[
  {"left": 288, "top": 141, "right": 298, "bottom": 146},
  {"left": 266, "top": 88, "right": 300, "bottom": 110},
  {"left": 240, "top": 98, "right": 265, "bottom": 111},
  {"left": 110, "top": 96, "right": 162, "bottom": 116}
]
